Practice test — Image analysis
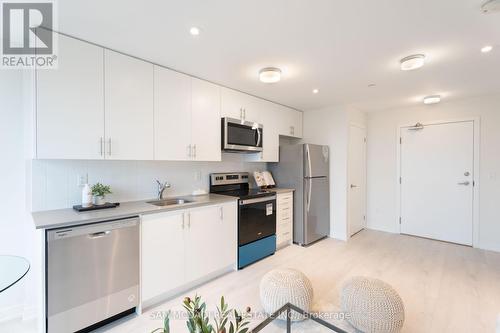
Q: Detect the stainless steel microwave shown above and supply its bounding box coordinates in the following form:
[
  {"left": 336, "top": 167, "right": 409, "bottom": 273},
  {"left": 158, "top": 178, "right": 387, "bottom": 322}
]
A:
[{"left": 222, "top": 117, "right": 263, "bottom": 152}]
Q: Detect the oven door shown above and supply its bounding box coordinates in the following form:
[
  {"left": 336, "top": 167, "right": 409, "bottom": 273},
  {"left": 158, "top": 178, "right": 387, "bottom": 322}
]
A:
[
  {"left": 238, "top": 196, "right": 276, "bottom": 246},
  {"left": 222, "top": 117, "right": 263, "bottom": 152}
]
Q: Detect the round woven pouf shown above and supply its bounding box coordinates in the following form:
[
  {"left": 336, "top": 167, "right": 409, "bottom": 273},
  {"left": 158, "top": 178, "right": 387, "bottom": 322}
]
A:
[
  {"left": 341, "top": 276, "right": 405, "bottom": 333},
  {"left": 259, "top": 268, "right": 313, "bottom": 321}
]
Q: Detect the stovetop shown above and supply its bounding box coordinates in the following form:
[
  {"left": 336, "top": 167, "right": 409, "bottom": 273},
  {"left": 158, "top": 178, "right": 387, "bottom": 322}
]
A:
[{"left": 213, "top": 188, "right": 276, "bottom": 200}]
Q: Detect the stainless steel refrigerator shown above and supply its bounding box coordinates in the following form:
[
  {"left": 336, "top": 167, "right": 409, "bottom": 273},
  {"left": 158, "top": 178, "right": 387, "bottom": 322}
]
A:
[{"left": 269, "top": 144, "right": 330, "bottom": 246}]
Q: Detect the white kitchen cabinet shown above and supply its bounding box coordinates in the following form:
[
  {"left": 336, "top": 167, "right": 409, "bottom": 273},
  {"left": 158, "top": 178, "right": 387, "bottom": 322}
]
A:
[
  {"left": 246, "top": 99, "right": 279, "bottom": 162},
  {"left": 221, "top": 87, "right": 262, "bottom": 123},
  {"left": 191, "top": 78, "right": 221, "bottom": 161},
  {"left": 276, "top": 192, "right": 294, "bottom": 248},
  {"left": 140, "top": 201, "right": 237, "bottom": 305},
  {"left": 278, "top": 106, "right": 303, "bottom": 138},
  {"left": 104, "top": 50, "right": 154, "bottom": 160},
  {"left": 141, "top": 211, "right": 186, "bottom": 302},
  {"left": 154, "top": 66, "right": 192, "bottom": 160},
  {"left": 36, "top": 34, "right": 105, "bottom": 159},
  {"left": 185, "top": 205, "right": 224, "bottom": 281}
]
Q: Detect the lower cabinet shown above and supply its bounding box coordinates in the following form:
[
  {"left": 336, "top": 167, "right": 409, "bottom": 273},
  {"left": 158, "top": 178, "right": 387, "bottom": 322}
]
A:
[{"left": 141, "top": 202, "right": 237, "bottom": 305}]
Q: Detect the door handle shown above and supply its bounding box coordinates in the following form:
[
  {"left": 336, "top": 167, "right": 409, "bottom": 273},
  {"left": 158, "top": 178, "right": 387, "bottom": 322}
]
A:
[
  {"left": 99, "top": 137, "right": 104, "bottom": 156},
  {"left": 350, "top": 184, "right": 358, "bottom": 189},
  {"left": 457, "top": 181, "right": 470, "bottom": 186}
]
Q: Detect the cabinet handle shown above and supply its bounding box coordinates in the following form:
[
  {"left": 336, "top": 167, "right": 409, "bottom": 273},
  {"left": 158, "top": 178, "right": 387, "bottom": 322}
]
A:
[
  {"left": 240, "top": 108, "right": 243, "bottom": 120},
  {"left": 187, "top": 212, "right": 191, "bottom": 228},
  {"left": 187, "top": 144, "right": 192, "bottom": 158},
  {"left": 243, "top": 109, "right": 246, "bottom": 120},
  {"left": 193, "top": 144, "right": 197, "bottom": 159},
  {"left": 220, "top": 206, "right": 224, "bottom": 221},
  {"left": 290, "top": 126, "right": 294, "bottom": 135},
  {"left": 99, "top": 137, "right": 104, "bottom": 156},
  {"left": 182, "top": 214, "right": 185, "bottom": 229},
  {"left": 108, "top": 138, "right": 112, "bottom": 156}
]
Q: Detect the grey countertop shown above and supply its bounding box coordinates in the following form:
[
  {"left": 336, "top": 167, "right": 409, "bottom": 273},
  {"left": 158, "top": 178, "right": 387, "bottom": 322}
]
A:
[
  {"left": 32, "top": 194, "right": 237, "bottom": 230},
  {"left": 32, "top": 188, "right": 295, "bottom": 230}
]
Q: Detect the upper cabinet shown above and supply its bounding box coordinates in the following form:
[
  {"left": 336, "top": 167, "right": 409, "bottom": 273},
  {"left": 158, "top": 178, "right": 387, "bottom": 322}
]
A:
[
  {"left": 277, "top": 105, "right": 303, "bottom": 138},
  {"left": 191, "top": 78, "right": 221, "bottom": 161},
  {"left": 36, "top": 34, "right": 105, "bottom": 159},
  {"left": 221, "top": 87, "right": 263, "bottom": 123},
  {"left": 34, "top": 33, "right": 301, "bottom": 161},
  {"left": 154, "top": 69, "right": 221, "bottom": 162},
  {"left": 104, "top": 50, "right": 154, "bottom": 160},
  {"left": 154, "top": 66, "right": 192, "bottom": 161}
]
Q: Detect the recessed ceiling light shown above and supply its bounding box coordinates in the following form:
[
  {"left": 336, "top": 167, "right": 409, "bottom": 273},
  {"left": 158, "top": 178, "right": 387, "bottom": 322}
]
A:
[
  {"left": 368, "top": 83, "right": 376, "bottom": 88},
  {"left": 400, "top": 54, "right": 426, "bottom": 71},
  {"left": 481, "top": 45, "right": 493, "bottom": 53},
  {"left": 423, "top": 95, "right": 441, "bottom": 105},
  {"left": 190, "top": 27, "right": 200, "bottom": 36},
  {"left": 259, "top": 67, "right": 281, "bottom": 83},
  {"left": 312, "top": 89, "right": 319, "bottom": 94}
]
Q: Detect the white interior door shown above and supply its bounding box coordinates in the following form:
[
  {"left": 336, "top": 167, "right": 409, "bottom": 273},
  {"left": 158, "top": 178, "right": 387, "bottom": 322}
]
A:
[
  {"left": 348, "top": 125, "right": 367, "bottom": 236},
  {"left": 400, "top": 121, "right": 474, "bottom": 245}
]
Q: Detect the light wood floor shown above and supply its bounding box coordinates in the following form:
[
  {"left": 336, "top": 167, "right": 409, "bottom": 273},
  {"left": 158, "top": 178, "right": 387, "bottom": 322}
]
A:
[{"left": 4, "top": 229, "right": 500, "bottom": 332}]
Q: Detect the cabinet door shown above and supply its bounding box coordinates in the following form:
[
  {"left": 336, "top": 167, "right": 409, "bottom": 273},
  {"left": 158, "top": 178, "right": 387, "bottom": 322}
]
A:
[
  {"left": 220, "top": 202, "right": 237, "bottom": 267},
  {"left": 141, "top": 211, "right": 186, "bottom": 302},
  {"left": 221, "top": 87, "right": 244, "bottom": 120},
  {"left": 36, "top": 34, "right": 104, "bottom": 159},
  {"left": 104, "top": 50, "right": 154, "bottom": 160},
  {"left": 191, "top": 78, "right": 221, "bottom": 161},
  {"left": 246, "top": 100, "right": 279, "bottom": 162},
  {"left": 154, "top": 66, "right": 192, "bottom": 160},
  {"left": 277, "top": 106, "right": 303, "bottom": 138},
  {"left": 185, "top": 205, "right": 222, "bottom": 281}
]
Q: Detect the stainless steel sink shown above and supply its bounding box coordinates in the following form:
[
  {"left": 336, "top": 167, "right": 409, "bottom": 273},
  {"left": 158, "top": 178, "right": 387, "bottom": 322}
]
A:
[{"left": 147, "top": 198, "right": 193, "bottom": 207}]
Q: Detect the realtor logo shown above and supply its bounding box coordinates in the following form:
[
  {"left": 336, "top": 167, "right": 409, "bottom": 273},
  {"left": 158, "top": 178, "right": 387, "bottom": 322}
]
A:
[{"left": 1, "top": 1, "right": 57, "bottom": 68}]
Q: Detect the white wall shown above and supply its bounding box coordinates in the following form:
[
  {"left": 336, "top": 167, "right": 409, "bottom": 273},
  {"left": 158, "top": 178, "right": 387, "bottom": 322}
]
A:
[
  {"left": 0, "top": 71, "right": 36, "bottom": 323},
  {"left": 32, "top": 155, "right": 266, "bottom": 211},
  {"left": 366, "top": 94, "right": 500, "bottom": 252},
  {"left": 303, "top": 106, "right": 366, "bottom": 241}
]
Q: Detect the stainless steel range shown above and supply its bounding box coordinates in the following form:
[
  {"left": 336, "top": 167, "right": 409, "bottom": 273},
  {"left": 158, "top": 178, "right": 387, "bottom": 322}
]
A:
[{"left": 210, "top": 172, "right": 276, "bottom": 269}]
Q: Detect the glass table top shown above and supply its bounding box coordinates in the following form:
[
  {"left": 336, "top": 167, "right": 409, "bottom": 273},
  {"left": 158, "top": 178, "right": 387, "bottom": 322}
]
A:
[{"left": 0, "top": 255, "right": 30, "bottom": 293}]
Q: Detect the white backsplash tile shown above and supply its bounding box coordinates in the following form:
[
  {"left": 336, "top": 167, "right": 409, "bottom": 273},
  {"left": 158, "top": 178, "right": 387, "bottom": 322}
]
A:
[{"left": 32, "top": 154, "right": 267, "bottom": 211}]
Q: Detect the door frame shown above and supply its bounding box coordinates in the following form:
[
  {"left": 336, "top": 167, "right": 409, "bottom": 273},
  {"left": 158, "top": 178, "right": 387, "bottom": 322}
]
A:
[
  {"left": 347, "top": 122, "right": 367, "bottom": 238},
  {"left": 396, "top": 117, "right": 480, "bottom": 247}
]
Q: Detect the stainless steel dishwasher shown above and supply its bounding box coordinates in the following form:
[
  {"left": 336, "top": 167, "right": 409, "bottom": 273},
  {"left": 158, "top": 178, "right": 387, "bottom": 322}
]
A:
[{"left": 46, "top": 217, "right": 139, "bottom": 333}]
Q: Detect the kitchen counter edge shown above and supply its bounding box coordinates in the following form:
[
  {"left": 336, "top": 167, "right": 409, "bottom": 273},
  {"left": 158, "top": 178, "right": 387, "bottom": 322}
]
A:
[{"left": 32, "top": 194, "right": 238, "bottom": 230}]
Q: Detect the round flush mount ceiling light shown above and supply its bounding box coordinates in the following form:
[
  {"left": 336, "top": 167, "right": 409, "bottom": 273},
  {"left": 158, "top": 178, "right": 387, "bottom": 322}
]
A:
[
  {"left": 189, "top": 27, "right": 200, "bottom": 36},
  {"left": 400, "top": 54, "right": 426, "bottom": 71},
  {"left": 423, "top": 95, "right": 441, "bottom": 105},
  {"left": 481, "top": 45, "right": 493, "bottom": 53},
  {"left": 312, "top": 88, "right": 319, "bottom": 94},
  {"left": 481, "top": 0, "right": 500, "bottom": 14},
  {"left": 259, "top": 67, "right": 282, "bottom": 83}
]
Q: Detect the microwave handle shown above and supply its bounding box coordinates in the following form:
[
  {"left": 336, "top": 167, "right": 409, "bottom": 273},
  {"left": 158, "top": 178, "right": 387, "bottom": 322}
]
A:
[{"left": 256, "top": 127, "right": 262, "bottom": 147}]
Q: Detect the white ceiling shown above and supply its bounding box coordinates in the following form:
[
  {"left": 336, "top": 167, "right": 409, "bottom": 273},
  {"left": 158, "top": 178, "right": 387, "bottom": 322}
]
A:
[{"left": 57, "top": 0, "right": 500, "bottom": 112}]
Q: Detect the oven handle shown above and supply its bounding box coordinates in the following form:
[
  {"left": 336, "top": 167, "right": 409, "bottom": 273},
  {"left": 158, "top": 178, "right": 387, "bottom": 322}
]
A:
[
  {"left": 256, "top": 127, "right": 262, "bottom": 147},
  {"left": 240, "top": 196, "right": 276, "bottom": 205}
]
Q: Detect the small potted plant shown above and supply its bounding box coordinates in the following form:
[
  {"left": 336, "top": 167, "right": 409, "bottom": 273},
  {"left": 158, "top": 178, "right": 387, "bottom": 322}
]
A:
[{"left": 91, "top": 183, "right": 112, "bottom": 205}]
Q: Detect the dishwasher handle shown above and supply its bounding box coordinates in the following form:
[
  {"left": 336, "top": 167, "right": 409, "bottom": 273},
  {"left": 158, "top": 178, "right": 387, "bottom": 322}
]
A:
[{"left": 88, "top": 230, "right": 111, "bottom": 239}]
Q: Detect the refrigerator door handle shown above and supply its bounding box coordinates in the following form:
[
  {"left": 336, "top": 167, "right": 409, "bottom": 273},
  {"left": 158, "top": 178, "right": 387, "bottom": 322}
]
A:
[
  {"left": 307, "top": 179, "right": 312, "bottom": 212},
  {"left": 306, "top": 144, "right": 312, "bottom": 178}
]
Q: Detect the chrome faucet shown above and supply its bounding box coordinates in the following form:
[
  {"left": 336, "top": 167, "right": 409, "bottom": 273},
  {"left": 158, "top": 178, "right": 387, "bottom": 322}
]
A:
[{"left": 156, "top": 180, "right": 171, "bottom": 200}]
